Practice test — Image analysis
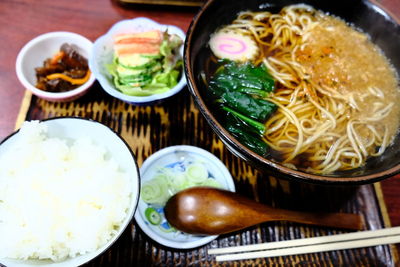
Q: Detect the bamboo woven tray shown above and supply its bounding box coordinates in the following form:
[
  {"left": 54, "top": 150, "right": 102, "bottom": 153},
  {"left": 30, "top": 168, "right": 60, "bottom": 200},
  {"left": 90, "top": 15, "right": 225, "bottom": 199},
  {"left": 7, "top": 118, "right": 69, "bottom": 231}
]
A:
[{"left": 14, "top": 84, "right": 399, "bottom": 266}]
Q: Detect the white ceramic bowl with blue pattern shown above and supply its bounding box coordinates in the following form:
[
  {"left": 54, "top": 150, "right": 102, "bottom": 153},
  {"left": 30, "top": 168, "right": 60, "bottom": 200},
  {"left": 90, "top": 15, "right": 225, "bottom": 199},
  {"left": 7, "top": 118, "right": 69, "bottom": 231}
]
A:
[{"left": 134, "top": 145, "right": 235, "bottom": 249}]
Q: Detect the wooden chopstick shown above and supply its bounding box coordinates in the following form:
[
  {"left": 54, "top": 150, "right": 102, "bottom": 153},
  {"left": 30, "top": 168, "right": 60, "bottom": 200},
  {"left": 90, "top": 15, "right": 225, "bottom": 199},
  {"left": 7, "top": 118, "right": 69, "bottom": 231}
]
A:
[{"left": 208, "top": 226, "right": 400, "bottom": 262}]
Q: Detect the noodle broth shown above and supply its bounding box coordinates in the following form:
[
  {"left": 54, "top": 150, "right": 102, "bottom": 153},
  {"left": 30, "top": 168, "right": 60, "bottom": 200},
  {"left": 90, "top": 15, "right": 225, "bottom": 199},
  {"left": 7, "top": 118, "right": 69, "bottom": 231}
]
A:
[
  {"left": 262, "top": 5, "right": 400, "bottom": 174},
  {"left": 185, "top": 1, "right": 400, "bottom": 183},
  {"left": 203, "top": 4, "right": 400, "bottom": 175}
]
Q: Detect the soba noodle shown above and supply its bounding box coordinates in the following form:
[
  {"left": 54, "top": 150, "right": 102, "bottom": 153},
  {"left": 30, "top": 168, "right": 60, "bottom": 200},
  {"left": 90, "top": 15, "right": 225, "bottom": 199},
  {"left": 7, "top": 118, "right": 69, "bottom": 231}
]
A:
[{"left": 214, "top": 5, "right": 400, "bottom": 174}]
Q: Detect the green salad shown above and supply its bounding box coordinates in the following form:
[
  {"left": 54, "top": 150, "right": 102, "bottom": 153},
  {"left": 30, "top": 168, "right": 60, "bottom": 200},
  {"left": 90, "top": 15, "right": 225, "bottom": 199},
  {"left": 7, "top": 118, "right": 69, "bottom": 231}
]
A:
[{"left": 107, "top": 29, "right": 183, "bottom": 96}]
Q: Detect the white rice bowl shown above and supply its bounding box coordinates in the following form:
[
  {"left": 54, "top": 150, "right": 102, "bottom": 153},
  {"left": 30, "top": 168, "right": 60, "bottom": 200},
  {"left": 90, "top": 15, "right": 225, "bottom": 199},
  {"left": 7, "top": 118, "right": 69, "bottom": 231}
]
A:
[{"left": 0, "top": 118, "right": 140, "bottom": 267}]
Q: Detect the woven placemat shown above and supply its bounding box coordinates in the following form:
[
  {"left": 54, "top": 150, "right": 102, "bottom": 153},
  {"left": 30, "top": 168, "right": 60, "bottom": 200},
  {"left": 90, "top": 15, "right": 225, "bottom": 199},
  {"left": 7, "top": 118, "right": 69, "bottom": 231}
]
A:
[{"left": 14, "top": 83, "right": 399, "bottom": 266}]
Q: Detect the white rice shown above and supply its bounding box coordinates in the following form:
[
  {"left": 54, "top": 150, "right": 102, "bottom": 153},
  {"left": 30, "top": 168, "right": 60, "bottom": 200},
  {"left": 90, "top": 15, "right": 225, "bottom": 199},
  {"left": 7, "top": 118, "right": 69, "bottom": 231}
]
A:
[{"left": 0, "top": 121, "right": 132, "bottom": 261}]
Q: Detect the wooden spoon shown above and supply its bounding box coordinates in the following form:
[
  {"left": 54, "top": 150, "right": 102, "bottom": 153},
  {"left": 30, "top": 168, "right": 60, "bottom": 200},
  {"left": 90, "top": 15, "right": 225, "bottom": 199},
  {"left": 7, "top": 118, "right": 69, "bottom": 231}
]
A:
[{"left": 164, "top": 187, "right": 364, "bottom": 235}]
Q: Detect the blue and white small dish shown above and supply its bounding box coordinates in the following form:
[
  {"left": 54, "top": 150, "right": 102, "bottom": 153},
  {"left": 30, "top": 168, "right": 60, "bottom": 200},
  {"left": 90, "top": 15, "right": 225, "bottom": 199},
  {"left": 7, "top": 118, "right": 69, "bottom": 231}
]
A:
[
  {"left": 134, "top": 145, "right": 235, "bottom": 249},
  {"left": 89, "top": 17, "right": 186, "bottom": 105}
]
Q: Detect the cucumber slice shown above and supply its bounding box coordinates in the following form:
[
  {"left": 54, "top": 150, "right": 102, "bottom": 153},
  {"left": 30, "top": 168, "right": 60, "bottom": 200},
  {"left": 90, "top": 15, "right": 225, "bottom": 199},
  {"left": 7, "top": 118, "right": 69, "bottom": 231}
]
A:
[
  {"left": 119, "top": 74, "right": 152, "bottom": 85},
  {"left": 118, "top": 58, "right": 157, "bottom": 70},
  {"left": 118, "top": 53, "right": 152, "bottom": 67}
]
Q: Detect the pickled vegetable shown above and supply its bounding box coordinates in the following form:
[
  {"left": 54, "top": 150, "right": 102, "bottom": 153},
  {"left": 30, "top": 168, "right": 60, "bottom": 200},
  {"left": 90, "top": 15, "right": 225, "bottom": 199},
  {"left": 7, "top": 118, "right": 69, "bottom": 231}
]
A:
[{"left": 35, "top": 43, "right": 90, "bottom": 92}]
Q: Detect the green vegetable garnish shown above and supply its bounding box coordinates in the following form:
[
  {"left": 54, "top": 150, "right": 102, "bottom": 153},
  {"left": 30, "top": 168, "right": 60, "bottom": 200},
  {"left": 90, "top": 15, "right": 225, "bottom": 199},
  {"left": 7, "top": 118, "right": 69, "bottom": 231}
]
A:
[
  {"left": 157, "top": 222, "right": 178, "bottom": 233},
  {"left": 186, "top": 163, "right": 208, "bottom": 184},
  {"left": 140, "top": 174, "right": 171, "bottom": 206},
  {"left": 145, "top": 207, "right": 162, "bottom": 225},
  {"left": 222, "top": 106, "right": 266, "bottom": 135},
  {"left": 141, "top": 162, "right": 222, "bottom": 207},
  {"left": 207, "top": 60, "right": 276, "bottom": 156},
  {"left": 225, "top": 113, "right": 269, "bottom": 157},
  {"left": 220, "top": 91, "right": 276, "bottom": 122}
]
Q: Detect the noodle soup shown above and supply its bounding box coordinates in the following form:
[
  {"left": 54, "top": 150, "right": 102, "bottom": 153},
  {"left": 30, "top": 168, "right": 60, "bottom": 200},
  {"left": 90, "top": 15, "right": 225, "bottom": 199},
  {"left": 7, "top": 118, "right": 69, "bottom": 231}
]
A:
[{"left": 206, "top": 5, "right": 400, "bottom": 174}]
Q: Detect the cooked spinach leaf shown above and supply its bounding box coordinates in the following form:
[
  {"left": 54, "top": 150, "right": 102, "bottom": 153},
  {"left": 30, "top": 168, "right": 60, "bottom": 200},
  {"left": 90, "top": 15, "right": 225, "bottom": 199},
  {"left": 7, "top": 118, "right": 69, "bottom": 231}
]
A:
[{"left": 208, "top": 60, "right": 276, "bottom": 156}]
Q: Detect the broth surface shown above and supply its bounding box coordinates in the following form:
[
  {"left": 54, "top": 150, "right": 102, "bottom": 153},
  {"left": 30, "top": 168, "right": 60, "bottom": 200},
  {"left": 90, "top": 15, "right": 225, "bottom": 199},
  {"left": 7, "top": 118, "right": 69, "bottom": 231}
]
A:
[
  {"left": 208, "top": 5, "right": 400, "bottom": 174},
  {"left": 296, "top": 16, "right": 400, "bottom": 139}
]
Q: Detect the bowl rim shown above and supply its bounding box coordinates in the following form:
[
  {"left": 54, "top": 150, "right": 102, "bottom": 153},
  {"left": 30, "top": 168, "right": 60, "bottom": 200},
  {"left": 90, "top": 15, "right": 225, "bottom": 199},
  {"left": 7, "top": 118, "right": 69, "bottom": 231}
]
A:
[
  {"left": 0, "top": 116, "right": 140, "bottom": 267},
  {"left": 184, "top": 0, "right": 400, "bottom": 185},
  {"left": 15, "top": 31, "right": 96, "bottom": 101},
  {"left": 89, "top": 17, "right": 187, "bottom": 105},
  {"left": 134, "top": 145, "right": 236, "bottom": 249}
]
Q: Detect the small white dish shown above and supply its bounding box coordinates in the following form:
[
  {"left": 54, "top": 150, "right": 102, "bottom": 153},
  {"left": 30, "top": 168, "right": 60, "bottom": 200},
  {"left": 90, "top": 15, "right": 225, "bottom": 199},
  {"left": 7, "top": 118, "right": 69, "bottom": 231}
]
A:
[
  {"left": 89, "top": 17, "right": 186, "bottom": 105},
  {"left": 0, "top": 117, "right": 140, "bottom": 267},
  {"left": 134, "top": 145, "right": 235, "bottom": 249},
  {"left": 15, "top": 32, "right": 95, "bottom": 102}
]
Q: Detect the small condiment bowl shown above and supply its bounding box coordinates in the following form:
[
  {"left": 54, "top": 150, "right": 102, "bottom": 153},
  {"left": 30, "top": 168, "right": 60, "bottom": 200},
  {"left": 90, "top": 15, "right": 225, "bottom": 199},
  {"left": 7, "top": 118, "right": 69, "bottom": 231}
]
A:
[
  {"left": 134, "top": 145, "right": 235, "bottom": 249},
  {"left": 0, "top": 117, "right": 140, "bottom": 267},
  {"left": 89, "top": 17, "right": 186, "bottom": 105},
  {"left": 15, "top": 31, "right": 96, "bottom": 102}
]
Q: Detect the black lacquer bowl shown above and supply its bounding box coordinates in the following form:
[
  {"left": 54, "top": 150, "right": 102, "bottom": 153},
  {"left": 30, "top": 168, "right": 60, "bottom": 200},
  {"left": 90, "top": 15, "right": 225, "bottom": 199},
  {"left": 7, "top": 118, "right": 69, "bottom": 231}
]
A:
[{"left": 184, "top": 0, "right": 400, "bottom": 185}]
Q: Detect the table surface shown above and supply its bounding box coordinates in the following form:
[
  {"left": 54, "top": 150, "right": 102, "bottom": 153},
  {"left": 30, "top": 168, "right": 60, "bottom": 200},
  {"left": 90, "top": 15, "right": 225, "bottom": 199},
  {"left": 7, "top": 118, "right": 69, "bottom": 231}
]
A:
[{"left": 1, "top": 0, "right": 400, "bottom": 262}]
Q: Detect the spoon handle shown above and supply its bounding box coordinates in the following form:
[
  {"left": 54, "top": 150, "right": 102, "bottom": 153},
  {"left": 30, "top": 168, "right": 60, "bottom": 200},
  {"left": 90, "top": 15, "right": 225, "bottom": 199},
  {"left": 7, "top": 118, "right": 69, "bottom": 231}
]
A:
[
  {"left": 165, "top": 187, "right": 365, "bottom": 235},
  {"left": 268, "top": 208, "right": 365, "bottom": 231},
  {"left": 216, "top": 190, "right": 365, "bottom": 231},
  {"left": 202, "top": 188, "right": 365, "bottom": 231}
]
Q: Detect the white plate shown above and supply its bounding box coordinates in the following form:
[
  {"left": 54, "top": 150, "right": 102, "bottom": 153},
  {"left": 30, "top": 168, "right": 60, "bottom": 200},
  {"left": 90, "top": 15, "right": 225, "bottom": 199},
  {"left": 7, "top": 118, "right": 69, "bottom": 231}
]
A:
[{"left": 134, "top": 145, "right": 235, "bottom": 249}]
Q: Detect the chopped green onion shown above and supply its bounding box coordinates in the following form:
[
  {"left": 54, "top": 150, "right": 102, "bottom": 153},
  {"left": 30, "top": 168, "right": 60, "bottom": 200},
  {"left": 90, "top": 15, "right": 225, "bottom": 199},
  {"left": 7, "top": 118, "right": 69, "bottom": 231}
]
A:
[{"left": 145, "top": 207, "right": 162, "bottom": 225}]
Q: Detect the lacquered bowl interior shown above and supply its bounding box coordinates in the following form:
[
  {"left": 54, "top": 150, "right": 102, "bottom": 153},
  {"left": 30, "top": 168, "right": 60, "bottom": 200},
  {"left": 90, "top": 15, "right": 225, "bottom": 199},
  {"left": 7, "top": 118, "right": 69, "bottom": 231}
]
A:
[{"left": 184, "top": 0, "right": 400, "bottom": 185}]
